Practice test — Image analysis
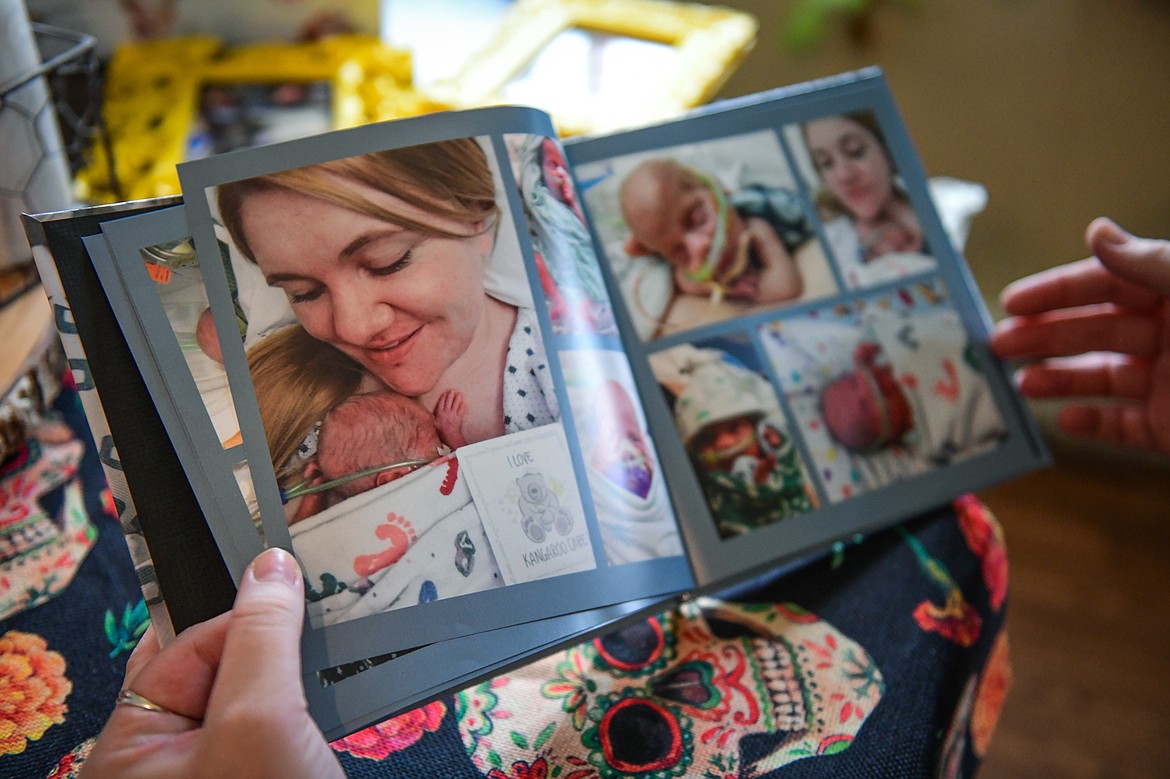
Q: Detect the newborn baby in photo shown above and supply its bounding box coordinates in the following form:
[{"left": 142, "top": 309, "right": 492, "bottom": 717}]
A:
[
  {"left": 315, "top": 389, "right": 468, "bottom": 503},
  {"left": 619, "top": 159, "right": 807, "bottom": 305}
]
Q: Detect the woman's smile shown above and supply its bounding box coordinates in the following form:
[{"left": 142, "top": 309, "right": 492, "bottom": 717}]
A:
[{"left": 357, "top": 324, "right": 422, "bottom": 365}]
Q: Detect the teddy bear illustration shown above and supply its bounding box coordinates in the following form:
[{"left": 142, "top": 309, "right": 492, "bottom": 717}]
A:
[{"left": 516, "top": 471, "right": 573, "bottom": 543}]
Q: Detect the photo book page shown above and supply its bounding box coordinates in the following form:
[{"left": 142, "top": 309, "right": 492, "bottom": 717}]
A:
[
  {"left": 565, "top": 68, "right": 1048, "bottom": 586},
  {"left": 172, "top": 107, "right": 697, "bottom": 670}
]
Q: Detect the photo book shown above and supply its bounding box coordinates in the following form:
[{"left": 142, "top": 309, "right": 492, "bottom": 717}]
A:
[{"left": 23, "top": 68, "right": 1048, "bottom": 740}]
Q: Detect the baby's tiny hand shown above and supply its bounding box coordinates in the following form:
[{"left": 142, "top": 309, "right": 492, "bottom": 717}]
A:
[
  {"left": 436, "top": 390, "right": 466, "bottom": 417},
  {"left": 434, "top": 391, "right": 468, "bottom": 450},
  {"left": 726, "top": 272, "right": 760, "bottom": 300}
]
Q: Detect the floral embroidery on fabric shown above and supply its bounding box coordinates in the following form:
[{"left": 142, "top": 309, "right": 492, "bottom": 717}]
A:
[
  {"left": 456, "top": 678, "right": 505, "bottom": 756},
  {"left": 954, "top": 494, "right": 1008, "bottom": 612},
  {"left": 541, "top": 649, "right": 595, "bottom": 730},
  {"left": 45, "top": 737, "right": 95, "bottom": 778},
  {"left": 900, "top": 525, "right": 982, "bottom": 646},
  {"left": 103, "top": 599, "right": 149, "bottom": 658},
  {"left": 458, "top": 599, "right": 883, "bottom": 778},
  {"left": 971, "top": 629, "right": 1012, "bottom": 756},
  {"left": 912, "top": 596, "right": 981, "bottom": 647},
  {"left": 330, "top": 699, "right": 446, "bottom": 760},
  {"left": 0, "top": 630, "right": 72, "bottom": 756},
  {"left": 0, "top": 428, "right": 94, "bottom": 621},
  {"left": 487, "top": 755, "right": 550, "bottom": 779}
]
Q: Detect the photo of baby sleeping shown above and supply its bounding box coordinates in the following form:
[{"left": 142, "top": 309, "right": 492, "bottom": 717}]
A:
[
  {"left": 648, "top": 338, "right": 818, "bottom": 539},
  {"left": 759, "top": 280, "right": 1007, "bottom": 503},
  {"left": 784, "top": 110, "right": 937, "bottom": 290},
  {"left": 193, "top": 135, "right": 598, "bottom": 628},
  {"left": 573, "top": 129, "right": 840, "bottom": 341}
]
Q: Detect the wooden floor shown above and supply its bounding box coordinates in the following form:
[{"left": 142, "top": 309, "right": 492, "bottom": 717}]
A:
[{"left": 976, "top": 439, "right": 1170, "bottom": 777}]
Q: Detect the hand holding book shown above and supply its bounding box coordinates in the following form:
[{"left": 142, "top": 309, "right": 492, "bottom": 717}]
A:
[{"left": 82, "top": 548, "right": 345, "bottom": 779}]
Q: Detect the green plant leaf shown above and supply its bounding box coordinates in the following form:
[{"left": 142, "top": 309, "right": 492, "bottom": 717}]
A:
[{"left": 785, "top": 0, "right": 874, "bottom": 51}]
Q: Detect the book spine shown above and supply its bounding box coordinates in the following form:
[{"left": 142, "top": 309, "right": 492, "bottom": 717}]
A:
[{"left": 25, "top": 230, "right": 176, "bottom": 642}]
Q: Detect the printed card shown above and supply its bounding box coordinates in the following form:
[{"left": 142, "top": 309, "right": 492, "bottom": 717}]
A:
[{"left": 460, "top": 423, "right": 595, "bottom": 584}]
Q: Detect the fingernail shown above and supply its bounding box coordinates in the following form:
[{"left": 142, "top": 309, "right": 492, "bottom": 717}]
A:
[
  {"left": 1095, "top": 217, "right": 1128, "bottom": 246},
  {"left": 250, "top": 547, "right": 300, "bottom": 587}
]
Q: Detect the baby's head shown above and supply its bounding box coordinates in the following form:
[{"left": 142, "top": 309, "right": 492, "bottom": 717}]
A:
[
  {"left": 821, "top": 351, "right": 913, "bottom": 453},
  {"left": 317, "top": 391, "right": 442, "bottom": 500},
  {"left": 688, "top": 414, "right": 761, "bottom": 473},
  {"left": 540, "top": 138, "right": 573, "bottom": 204},
  {"left": 860, "top": 220, "right": 924, "bottom": 262},
  {"left": 591, "top": 380, "right": 654, "bottom": 497},
  {"left": 619, "top": 159, "right": 745, "bottom": 280}
]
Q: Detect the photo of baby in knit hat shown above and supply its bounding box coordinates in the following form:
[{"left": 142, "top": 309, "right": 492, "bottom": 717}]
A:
[
  {"left": 649, "top": 339, "right": 817, "bottom": 539},
  {"left": 759, "top": 281, "right": 1007, "bottom": 503}
]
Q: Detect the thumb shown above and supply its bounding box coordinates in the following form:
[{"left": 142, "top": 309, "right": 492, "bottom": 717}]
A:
[
  {"left": 200, "top": 548, "right": 344, "bottom": 778},
  {"left": 206, "top": 547, "right": 306, "bottom": 716},
  {"left": 1088, "top": 217, "right": 1170, "bottom": 300}
]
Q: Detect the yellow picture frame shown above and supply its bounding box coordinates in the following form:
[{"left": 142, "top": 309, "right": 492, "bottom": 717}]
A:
[
  {"left": 78, "top": 36, "right": 443, "bottom": 203},
  {"left": 425, "top": 0, "right": 758, "bottom": 136}
]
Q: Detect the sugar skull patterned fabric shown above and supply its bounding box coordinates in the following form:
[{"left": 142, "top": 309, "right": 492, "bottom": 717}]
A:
[{"left": 456, "top": 599, "right": 883, "bottom": 778}]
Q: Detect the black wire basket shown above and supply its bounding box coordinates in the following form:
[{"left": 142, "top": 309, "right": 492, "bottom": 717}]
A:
[{"left": 0, "top": 22, "right": 120, "bottom": 198}]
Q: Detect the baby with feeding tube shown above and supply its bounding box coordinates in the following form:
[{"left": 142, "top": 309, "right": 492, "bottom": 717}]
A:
[
  {"left": 278, "top": 389, "right": 471, "bottom": 519},
  {"left": 619, "top": 159, "right": 809, "bottom": 305}
]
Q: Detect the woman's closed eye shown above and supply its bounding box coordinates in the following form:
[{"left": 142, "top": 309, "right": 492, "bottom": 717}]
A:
[
  {"left": 285, "top": 283, "right": 323, "bottom": 305},
  {"left": 366, "top": 248, "right": 414, "bottom": 277},
  {"left": 842, "top": 138, "right": 868, "bottom": 160},
  {"left": 280, "top": 250, "right": 414, "bottom": 305}
]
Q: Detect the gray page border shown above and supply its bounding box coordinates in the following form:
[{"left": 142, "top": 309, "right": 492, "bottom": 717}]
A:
[{"left": 95, "top": 208, "right": 265, "bottom": 572}]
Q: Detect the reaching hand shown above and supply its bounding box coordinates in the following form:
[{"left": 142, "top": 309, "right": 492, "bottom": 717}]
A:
[
  {"left": 991, "top": 217, "right": 1170, "bottom": 456},
  {"left": 81, "top": 548, "right": 343, "bottom": 779}
]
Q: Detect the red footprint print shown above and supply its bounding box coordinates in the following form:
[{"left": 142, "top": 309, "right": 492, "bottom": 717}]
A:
[{"left": 353, "top": 513, "right": 418, "bottom": 578}]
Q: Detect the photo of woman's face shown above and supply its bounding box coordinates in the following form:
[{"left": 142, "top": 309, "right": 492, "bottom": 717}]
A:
[
  {"left": 238, "top": 178, "right": 493, "bottom": 397},
  {"left": 804, "top": 115, "right": 894, "bottom": 222}
]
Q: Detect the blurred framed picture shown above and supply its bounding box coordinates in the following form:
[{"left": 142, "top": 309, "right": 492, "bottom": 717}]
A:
[
  {"left": 77, "top": 36, "right": 437, "bottom": 203},
  {"left": 426, "top": 0, "right": 758, "bottom": 135}
]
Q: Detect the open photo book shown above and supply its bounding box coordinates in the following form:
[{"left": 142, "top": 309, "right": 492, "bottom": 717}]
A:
[{"left": 23, "top": 68, "right": 1047, "bottom": 740}]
